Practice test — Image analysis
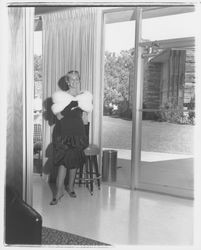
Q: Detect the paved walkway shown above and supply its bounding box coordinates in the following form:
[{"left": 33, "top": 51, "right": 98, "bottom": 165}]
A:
[
  {"left": 103, "top": 148, "right": 194, "bottom": 191},
  {"left": 103, "top": 148, "right": 193, "bottom": 162}
]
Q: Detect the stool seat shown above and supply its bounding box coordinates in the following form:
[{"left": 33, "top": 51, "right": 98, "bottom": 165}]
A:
[{"left": 84, "top": 144, "right": 100, "bottom": 156}]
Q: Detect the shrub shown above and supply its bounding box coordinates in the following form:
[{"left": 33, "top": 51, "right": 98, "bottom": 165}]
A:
[{"left": 156, "top": 101, "right": 195, "bottom": 125}]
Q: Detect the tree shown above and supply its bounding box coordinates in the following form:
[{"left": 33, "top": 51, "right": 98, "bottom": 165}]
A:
[
  {"left": 34, "top": 55, "right": 42, "bottom": 81},
  {"left": 104, "top": 49, "right": 134, "bottom": 118}
]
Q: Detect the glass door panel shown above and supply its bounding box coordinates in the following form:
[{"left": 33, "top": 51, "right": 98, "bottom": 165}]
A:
[
  {"left": 139, "top": 46, "right": 195, "bottom": 197},
  {"left": 102, "top": 20, "right": 135, "bottom": 188}
]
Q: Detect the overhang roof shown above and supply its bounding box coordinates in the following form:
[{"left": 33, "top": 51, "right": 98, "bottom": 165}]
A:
[{"left": 34, "top": 6, "right": 195, "bottom": 32}]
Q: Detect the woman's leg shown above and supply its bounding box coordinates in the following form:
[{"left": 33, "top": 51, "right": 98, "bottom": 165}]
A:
[
  {"left": 68, "top": 168, "right": 77, "bottom": 192},
  {"left": 55, "top": 164, "right": 67, "bottom": 198},
  {"left": 50, "top": 164, "right": 66, "bottom": 205}
]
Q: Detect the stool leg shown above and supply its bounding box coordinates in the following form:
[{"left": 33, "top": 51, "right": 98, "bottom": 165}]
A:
[
  {"left": 85, "top": 158, "right": 89, "bottom": 189},
  {"left": 39, "top": 151, "right": 42, "bottom": 177},
  {"left": 93, "top": 155, "right": 100, "bottom": 189},
  {"left": 79, "top": 163, "right": 84, "bottom": 186},
  {"left": 89, "top": 156, "right": 94, "bottom": 195}
]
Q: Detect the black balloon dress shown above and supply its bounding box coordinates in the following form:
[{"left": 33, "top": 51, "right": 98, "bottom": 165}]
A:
[{"left": 52, "top": 101, "right": 88, "bottom": 169}]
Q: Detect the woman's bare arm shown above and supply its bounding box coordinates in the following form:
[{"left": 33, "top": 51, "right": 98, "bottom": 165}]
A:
[{"left": 82, "top": 111, "right": 88, "bottom": 125}]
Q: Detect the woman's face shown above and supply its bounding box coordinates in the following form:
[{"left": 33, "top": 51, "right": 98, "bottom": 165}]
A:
[{"left": 68, "top": 73, "right": 80, "bottom": 90}]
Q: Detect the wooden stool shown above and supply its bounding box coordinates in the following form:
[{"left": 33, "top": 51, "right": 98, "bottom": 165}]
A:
[{"left": 76, "top": 144, "right": 101, "bottom": 195}]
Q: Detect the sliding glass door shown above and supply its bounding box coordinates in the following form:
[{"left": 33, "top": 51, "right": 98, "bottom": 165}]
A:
[
  {"left": 102, "top": 10, "right": 136, "bottom": 189},
  {"left": 137, "top": 8, "right": 195, "bottom": 198},
  {"left": 139, "top": 45, "right": 195, "bottom": 198},
  {"left": 102, "top": 6, "right": 195, "bottom": 198}
]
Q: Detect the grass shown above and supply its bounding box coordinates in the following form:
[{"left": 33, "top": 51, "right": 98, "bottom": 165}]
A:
[{"left": 102, "top": 116, "right": 194, "bottom": 154}]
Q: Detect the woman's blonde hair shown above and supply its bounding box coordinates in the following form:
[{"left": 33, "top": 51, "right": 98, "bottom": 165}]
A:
[{"left": 65, "top": 70, "right": 80, "bottom": 83}]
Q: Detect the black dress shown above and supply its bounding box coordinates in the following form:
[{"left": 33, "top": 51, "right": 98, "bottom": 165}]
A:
[{"left": 52, "top": 101, "right": 88, "bottom": 169}]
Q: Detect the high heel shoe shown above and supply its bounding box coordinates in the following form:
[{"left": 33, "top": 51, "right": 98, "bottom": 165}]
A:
[
  {"left": 50, "top": 194, "right": 64, "bottom": 205},
  {"left": 66, "top": 187, "right": 77, "bottom": 198}
]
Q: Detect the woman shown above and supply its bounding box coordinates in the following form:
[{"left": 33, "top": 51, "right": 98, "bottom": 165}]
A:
[{"left": 50, "top": 70, "right": 93, "bottom": 205}]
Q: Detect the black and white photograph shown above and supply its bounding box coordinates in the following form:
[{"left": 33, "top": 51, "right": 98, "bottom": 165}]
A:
[{"left": 0, "top": 0, "right": 201, "bottom": 248}]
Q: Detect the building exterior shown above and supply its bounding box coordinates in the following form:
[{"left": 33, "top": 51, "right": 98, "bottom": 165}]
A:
[{"left": 129, "top": 48, "right": 195, "bottom": 112}]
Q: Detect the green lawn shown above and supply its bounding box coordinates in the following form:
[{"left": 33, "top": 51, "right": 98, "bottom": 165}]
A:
[{"left": 102, "top": 116, "right": 194, "bottom": 154}]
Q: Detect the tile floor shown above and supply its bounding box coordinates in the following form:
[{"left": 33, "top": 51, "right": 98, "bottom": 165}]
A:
[{"left": 32, "top": 174, "right": 193, "bottom": 246}]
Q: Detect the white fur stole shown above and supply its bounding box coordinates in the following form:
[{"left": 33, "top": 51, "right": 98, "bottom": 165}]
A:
[{"left": 51, "top": 90, "right": 93, "bottom": 115}]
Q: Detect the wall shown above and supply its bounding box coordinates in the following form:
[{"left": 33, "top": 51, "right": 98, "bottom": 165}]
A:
[
  {"left": 160, "top": 60, "right": 169, "bottom": 106},
  {"left": 6, "top": 8, "right": 25, "bottom": 198},
  {"left": 129, "top": 48, "right": 195, "bottom": 113},
  {"left": 142, "top": 62, "right": 162, "bottom": 109},
  {"left": 168, "top": 50, "right": 186, "bottom": 108},
  {"left": 129, "top": 61, "right": 162, "bottom": 110},
  {"left": 184, "top": 49, "right": 195, "bottom": 104}
]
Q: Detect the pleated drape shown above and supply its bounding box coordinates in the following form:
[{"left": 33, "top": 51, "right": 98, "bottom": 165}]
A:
[
  {"left": 42, "top": 8, "right": 99, "bottom": 178},
  {"left": 42, "top": 7, "right": 96, "bottom": 92}
]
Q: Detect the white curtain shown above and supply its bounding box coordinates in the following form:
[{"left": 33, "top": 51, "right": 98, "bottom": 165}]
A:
[{"left": 42, "top": 7, "right": 101, "bottom": 179}]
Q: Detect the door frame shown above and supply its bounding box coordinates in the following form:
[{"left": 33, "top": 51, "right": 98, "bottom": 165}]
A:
[{"left": 24, "top": 8, "right": 35, "bottom": 205}]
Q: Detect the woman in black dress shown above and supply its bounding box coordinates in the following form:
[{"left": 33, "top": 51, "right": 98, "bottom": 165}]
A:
[{"left": 50, "top": 70, "right": 92, "bottom": 205}]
